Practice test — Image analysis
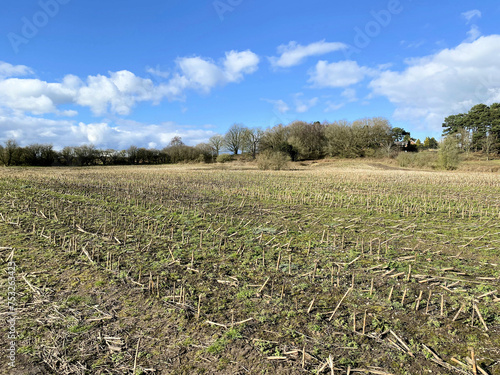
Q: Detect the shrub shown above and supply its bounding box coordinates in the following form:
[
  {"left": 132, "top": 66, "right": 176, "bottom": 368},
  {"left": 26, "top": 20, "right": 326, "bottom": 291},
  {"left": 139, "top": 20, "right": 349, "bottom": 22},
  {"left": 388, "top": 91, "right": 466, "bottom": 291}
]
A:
[
  {"left": 397, "top": 151, "right": 438, "bottom": 169},
  {"left": 439, "top": 136, "right": 460, "bottom": 170},
  {"left": 414, "top": 152, "right": 438, "bottom": 168},
  {"left": 257, "top": 150, "right": 290, "bottom": 170},
  {"left": 396, "top": 152, "right": 414, "bottom": 168},
  {"left": 216, "top": 154, "right": 233, "bottom": 163}
]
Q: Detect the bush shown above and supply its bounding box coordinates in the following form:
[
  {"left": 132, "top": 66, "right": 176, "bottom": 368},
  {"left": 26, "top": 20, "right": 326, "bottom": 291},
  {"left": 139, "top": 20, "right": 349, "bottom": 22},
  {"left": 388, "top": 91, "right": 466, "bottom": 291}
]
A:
[
  {"left": 396, "top": 152, "right": 414, "bottom": 168},
  {"left": 257, "top": 150, "right": 290, "bottom": 170},
  {"left": 397, "top": 151, "right": 438, "bottom": 169},
  {"left": 238, "top": 152, "right": 254, "bottom": 161},
  {"left": 216, "top": 154, "right": 233, "bottom": 163},
  {"left": 439, "top": 136, "right": 460, "bottom": 170},
  {"left": 414, "top": 152, "right": 438, "bottom": 168},
  {"left": 196, "top": 154, "right": 207, "bottom": 163}
]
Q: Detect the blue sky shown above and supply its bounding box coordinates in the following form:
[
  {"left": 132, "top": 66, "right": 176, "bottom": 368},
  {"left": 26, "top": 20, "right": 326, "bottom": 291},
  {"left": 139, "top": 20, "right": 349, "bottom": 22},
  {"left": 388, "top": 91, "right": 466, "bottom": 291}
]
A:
[{"left": 1, "top": 0, "right": 500, "bottom": 149}]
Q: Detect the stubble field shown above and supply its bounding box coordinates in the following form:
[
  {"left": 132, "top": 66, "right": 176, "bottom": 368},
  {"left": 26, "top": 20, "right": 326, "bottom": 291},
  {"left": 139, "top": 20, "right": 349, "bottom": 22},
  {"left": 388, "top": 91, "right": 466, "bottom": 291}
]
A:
[{"left": 0, "top": 162, "right": 499, "bottom": 375}]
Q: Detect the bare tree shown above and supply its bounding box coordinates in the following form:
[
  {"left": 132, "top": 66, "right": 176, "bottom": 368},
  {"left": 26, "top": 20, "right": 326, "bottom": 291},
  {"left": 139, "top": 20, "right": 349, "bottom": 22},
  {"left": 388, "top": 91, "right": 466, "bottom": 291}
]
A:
[
  {"left": 458, "top": 128, "right": 472, "bottom": 153},
  {"left": 483, "top": 133, "right": 498, "bottom": 160},
  {"left": 209, "top": 134, "right": 224, "bottom": 156},
  {"left": 224, "top": 124, "right": 247, "bottom": 155},
  {"left": 169, "top": 136, "right": 184, "bottom": 147},
  {"left": 241, "top": 128, "right": 263, "bottom": 159}
]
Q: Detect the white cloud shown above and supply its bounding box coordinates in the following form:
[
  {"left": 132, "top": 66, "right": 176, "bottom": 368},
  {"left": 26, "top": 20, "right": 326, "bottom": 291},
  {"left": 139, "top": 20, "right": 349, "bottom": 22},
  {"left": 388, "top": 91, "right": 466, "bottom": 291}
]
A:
[
  {"left": 71, "top": 122, "right": 115, "bottom": 145},
  {"left": 308, "top": 60, "right": 371, "bottom": 88},
  {"left": 71, "top": 119, "right": 218, "bottom": 149},
  {"left": 174, "top": 57, "right": 224, "bottom": 93},
  {"left": 323, "top": 89, "right": 358, "bottom": 113},
  {"left": 264, "top": 94, "right": 318, "bottom": 114},
  {"left": 146, "top": 66, "right": 170, "bottom": 79},
  {"left": 465, "top": 25, "right": 481, "bottom": 43},
  {"left": 0, "top": 112, "right": 217, "bottom": 150},
  {"left": 0, "top": 50, "right": 259, "bottom": 118},
  {"left": 223, "top": 50, "right": 260, "bottom": 81},
  {"left": 156, "top": 128, "right": 218, "bottom": 146},
  {"left": 0, "top": 51, "right": 258, "bottom": 150},
  {"left": 263, "top": 99, "right": 290, "bottom": 114},
  {"left": 341, "top": 88, "right": 358, "bottom": 102},
  {"left": 0, "top": 71, "right": 165, "bottom": 117},
  {"left": 0, "top": 61, "right": 32, "bottom": 79},
  {"left": 167, "top": 50, "right": 260, "bottom": 96},
  {"left": 270, "top": 40, "right": 346, "bottom": 68},
  {"left": 324, "top": 102, "right": 345, "bottom": 112},
  {"left": 59, "top": 110, "right": 79, "bottom": 117},
  {"left": 462, "top": 9, "right": 481, "bottom": 24},
  {"left": 293, "top": 93, "right": 318, "bottom": 113},
  {"left": 400, "top": 40, "right": 425, "bottom": 49},
  {"left": 76, "top": 70, "right": 164, "bottom": 115},
  {"left": 0, "top": 113, "right": 75, "bottom": 145},
  {"left": 369, "top": 35, "right": 500, "bottom": 132},
  {"left": 0, "top": 77, "right": 77, "bottom": 115}
]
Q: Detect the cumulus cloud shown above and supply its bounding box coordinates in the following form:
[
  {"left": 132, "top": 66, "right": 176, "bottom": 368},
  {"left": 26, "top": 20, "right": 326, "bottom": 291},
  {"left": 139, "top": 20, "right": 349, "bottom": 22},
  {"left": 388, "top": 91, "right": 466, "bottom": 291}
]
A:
[
  {"left": 0, "top": 71, "right": 163, "bottom": 117},
  {"left": 0, "top": 50, "right": 259, "bottom": 118},
  {"left": 0, "top": 77, "right": 78, "bottom": 115},
  {"left": 223, "top": 50, "right": 260, "bottom": 81},
  {"left": 0, "top": 61, "right": 33, "bottom": 79},
  {"left": 71, "top": 122, "right": 115, "bottom": 145},
  {"left": 0, "top": 113, "right": 75, "bottom": 145},
  {"left": 167, "top": 50, "right": 260, "bottom": 95},
  {"left": 0, "top": 52, "right": 256, "bottom": 149},
  {"left": 174, "top": 57, "right": 224, "bottom": 93},
  {"left": 270, "top": 40, "right": 346, "bottom": 68},
  {"left": 0, "top": 111, "right": 217, "bottom": 150},
  {"left": 68, "top": 121, "right": 217, "bottom": 149},
  {"left": 308, "top": 60, "right": 371, "bottom": 88},
  {"left": 369, "top": 35, "right": 500, "bottom": 132},
  {"left": 76, "top": 70, "right": 165, "bottom": 115},
  {"left": 462, "top": 9, "right": 481, "bottom": 24}
]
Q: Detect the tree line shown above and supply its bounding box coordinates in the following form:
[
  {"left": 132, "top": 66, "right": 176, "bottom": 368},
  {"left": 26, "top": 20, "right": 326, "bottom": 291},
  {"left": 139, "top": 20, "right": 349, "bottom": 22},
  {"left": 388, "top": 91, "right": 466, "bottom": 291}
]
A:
[
  {"left": 215, "top": 118, "right": 439, "bottom": 161},
  {"left": 0, "top": 115, "right": 460, "bottom": 167}
]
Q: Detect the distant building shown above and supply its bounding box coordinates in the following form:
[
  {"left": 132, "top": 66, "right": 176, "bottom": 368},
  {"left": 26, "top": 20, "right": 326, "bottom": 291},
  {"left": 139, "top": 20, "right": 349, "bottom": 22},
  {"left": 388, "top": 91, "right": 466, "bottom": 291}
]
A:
[{"left": 395, "top": 140, "right": 417, "bottom": 152}]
